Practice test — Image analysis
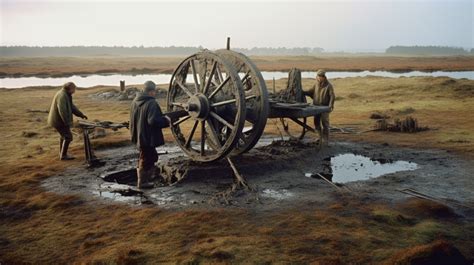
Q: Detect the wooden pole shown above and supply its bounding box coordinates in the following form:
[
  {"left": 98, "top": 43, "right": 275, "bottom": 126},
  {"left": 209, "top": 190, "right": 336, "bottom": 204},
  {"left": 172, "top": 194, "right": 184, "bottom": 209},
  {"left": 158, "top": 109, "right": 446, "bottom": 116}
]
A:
[
  {"left": 315, "top": 173, "right": 343, "bottom": 192},
  {"left": 120, "top": 80, "right": 125, "bottom": 92},
  {"left": 227, "top": 157, "right": 250, "bottom": 190},
  {"left": 273, "top": 77, "right": 276, "bottom": 94}
]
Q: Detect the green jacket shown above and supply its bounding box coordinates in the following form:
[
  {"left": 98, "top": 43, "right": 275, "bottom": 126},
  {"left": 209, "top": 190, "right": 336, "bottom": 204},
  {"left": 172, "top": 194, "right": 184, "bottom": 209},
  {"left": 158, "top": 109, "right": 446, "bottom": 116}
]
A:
[
  {"left": 47, "top": 88, "right": 84, "bottom": 128},
  {"left": 304, "top": 81, "right": 335, "bottom": 109}
]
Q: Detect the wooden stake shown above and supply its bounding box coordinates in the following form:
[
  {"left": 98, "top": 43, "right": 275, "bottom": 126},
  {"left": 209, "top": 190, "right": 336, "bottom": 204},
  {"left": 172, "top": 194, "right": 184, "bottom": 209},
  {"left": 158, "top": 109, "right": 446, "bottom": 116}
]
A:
[
  {"left": 227, "top": 157, "right": 250, "bottom": 190},
  {"left": 273, "top": 77, "right": 276, "bottom": 94},
  {"left": 120, "top": 80, "right": 125, "bottom": 92},
  {"left": 315, "top": 173, "right": 343, "bottom": 192}
]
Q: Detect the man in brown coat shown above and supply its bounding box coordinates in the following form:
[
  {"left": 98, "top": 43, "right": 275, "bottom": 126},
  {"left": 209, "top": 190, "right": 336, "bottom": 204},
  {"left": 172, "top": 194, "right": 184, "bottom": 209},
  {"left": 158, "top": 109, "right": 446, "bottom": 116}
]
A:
[
  {"left": 47, "top": 82, "right": 88, "bottom": 160},
  {"left": 304, "top": 70, "right": 335, "bottom": 146}
]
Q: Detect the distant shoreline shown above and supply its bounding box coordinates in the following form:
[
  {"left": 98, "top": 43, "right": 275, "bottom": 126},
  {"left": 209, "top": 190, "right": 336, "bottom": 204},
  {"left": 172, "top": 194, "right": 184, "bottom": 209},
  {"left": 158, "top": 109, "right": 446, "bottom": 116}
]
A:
[
  {"left": 1, "top": 55, "right": 473, "bottom": 78},
  {"left": 2, "top": 69, "right": 474, "bottom": 79}
]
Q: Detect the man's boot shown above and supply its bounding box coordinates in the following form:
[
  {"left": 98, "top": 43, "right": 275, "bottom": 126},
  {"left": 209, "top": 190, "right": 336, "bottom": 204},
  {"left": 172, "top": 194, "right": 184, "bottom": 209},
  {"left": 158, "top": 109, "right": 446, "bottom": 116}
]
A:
[
  {"left": 60, "top": 140, "right": 75, "bottom": 160},
  {"left": 316, "top": 127, "right": 322, "bottom": 146},
  {"left": 137, "top": 167, "right": 154, "bottom": 189},
  {"left": 322, "top": 129, "right": 330, "bottom": 147},
  {"left": 147, "top": 167, "right": 157, "bottom": 181}
]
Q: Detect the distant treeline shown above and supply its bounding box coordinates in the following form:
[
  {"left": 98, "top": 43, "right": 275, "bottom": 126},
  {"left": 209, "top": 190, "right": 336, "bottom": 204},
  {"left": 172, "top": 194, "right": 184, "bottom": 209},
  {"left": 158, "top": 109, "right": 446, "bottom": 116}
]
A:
[
  {"left": 0, "top": 46, "right": 324, "bottom": 57},
  {"left": 2, "top": 45, "right": 472, "bottom": 57},
  {"left": 386, "top": 46, "right": 474, "bottom": 55}
]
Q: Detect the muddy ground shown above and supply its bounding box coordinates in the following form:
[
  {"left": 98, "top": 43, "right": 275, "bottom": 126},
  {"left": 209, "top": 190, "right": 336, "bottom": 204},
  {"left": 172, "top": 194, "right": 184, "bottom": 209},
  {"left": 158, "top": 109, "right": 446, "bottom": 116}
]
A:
[{"left": 42, "top": 136, "right": 474, "bottom": 219}]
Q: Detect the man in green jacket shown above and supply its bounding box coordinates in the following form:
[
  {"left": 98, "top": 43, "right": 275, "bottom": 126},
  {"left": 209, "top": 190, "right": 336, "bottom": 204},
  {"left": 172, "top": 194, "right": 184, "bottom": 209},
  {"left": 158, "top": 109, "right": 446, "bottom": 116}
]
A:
[
  {"left": 47, "top": 82, "right": 88, "bottom": 160},
  {"left": 304, "top": 70, "right": 335, "bottom": 146}
]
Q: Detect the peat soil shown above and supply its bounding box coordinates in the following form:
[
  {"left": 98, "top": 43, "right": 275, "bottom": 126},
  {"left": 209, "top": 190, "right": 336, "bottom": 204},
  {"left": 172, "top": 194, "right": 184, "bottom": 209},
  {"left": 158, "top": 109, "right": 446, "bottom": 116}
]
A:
[{"left": 41, "top": 137, "right": 474, "bottom": 218}]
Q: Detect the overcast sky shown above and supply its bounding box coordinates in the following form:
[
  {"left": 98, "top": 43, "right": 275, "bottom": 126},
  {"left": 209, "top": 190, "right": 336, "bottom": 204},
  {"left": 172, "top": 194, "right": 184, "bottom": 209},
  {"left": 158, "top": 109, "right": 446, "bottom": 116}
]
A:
[{"left": 1, "top": 0, "right": 472, "bottom": 51}]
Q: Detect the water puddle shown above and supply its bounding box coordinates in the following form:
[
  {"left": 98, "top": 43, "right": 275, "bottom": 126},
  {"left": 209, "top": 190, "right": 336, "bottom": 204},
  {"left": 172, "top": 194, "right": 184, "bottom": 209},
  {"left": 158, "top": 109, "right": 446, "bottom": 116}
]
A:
[
  {"left": 261, "top": 189, "right": 294, "bottom": 200},
  {"left": 93, "top": 182, "right": 144, "bottom": 203},
  {"left": 307, "top": 153, "right": 418, "bottom": 183}
]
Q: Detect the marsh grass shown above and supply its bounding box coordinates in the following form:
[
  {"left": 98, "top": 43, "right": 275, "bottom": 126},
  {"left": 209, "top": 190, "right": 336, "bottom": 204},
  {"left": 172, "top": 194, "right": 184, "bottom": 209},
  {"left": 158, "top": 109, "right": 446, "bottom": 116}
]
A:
[
  {"left": 1, "top": 55, "right": 474, "bottom": 77},
  {"left": 0, "top": 75, "right": 473, "bottom": 263}
]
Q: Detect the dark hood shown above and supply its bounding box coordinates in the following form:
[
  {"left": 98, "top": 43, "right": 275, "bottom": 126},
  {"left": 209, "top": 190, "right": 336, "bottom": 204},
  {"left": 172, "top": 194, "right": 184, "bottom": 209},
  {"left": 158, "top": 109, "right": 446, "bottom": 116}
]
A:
[{"left": 134, "top": 93, "right": 156, "bottom": 107}]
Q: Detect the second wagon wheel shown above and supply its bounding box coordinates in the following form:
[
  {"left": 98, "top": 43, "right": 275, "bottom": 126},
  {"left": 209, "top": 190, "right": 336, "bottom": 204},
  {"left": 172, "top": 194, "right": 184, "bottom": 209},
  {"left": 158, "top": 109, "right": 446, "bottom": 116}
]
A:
[
  {"left": 167, "top": 51, "right": 246, "bottom": 162},
  {"left": 215, "top": 49, "right": 269, "bottom": 155}
]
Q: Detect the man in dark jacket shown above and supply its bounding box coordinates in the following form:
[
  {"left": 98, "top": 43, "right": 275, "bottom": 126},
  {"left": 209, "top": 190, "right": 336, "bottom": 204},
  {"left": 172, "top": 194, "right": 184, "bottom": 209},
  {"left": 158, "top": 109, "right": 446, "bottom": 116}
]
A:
[
  {"left": 304, "top": 70, "right": 335, "bottom": 146},
  {"left": 47, "top": 82, "right": 88, "bottom": 160},
  {"left": 130, "top": 81, "right": 170, "bottom": 189}
]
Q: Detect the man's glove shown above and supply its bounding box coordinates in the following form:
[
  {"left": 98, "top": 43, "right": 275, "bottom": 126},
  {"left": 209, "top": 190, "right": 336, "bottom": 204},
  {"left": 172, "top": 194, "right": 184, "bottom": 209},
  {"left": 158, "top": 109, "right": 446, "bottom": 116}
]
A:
[{"left": 82, "top": 114, "right": 88, "bottom": 120}]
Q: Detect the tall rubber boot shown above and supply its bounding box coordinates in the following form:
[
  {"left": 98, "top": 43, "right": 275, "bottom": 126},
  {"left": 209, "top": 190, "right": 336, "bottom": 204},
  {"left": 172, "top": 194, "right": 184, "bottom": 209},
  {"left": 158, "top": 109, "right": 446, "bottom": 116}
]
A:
[
  {"left": 322, "top": 128, "right": 329, "bottom": 147},
  {"left": 316, "top": 127, "right": 322, "bottom": 147},
  {"left": 60, "top": 140, "right": 75, "bottom": 160},
  {"left": 147, "top": 167, "right": 156, "bottom": 181},
  {"left": 137, "top": 167, "right": 154, "bottom": 189}
]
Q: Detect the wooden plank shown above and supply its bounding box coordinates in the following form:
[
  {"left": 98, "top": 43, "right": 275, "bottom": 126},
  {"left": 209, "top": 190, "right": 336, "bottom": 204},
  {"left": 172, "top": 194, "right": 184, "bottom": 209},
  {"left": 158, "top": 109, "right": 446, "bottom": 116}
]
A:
[{"left": 268, "top": 105, "right": 330, "bottom": 118}]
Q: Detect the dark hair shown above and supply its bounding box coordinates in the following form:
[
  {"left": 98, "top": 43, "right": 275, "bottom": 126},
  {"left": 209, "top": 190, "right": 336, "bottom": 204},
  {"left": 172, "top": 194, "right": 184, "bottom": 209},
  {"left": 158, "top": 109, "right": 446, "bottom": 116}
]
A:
[{"left": 63, "top": 82, "right": 76, "bottom": 90}]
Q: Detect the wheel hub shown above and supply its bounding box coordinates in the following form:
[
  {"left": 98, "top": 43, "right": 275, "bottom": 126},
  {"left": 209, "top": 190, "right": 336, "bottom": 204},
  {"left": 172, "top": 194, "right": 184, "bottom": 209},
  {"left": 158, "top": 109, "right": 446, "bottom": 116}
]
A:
[{"left": 185, "top": 93, "right": 210, "bottom": 120}]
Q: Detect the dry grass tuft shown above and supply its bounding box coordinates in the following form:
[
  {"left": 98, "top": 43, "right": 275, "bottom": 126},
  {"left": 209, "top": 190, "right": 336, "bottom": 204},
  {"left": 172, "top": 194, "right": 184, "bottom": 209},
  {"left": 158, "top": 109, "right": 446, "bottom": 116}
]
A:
[
  {"left": 385, "top": 240, "right": 470, "bottom": 265},
  {"left": 396, "top": 198, "right": 460, "bottom": 219}
]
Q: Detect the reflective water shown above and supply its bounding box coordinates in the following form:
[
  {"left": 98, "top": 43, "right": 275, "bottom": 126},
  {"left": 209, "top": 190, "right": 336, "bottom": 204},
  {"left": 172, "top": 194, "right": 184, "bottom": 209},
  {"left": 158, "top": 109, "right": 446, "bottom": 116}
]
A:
[
  {"left": 1, "top": 70, "right": 473, "bottom": 88},
  {"left": 261, "top": 189, "right": 294, "bottom": 200},
  {"left": 306, "top": 153, "right": 418, "bottom": 183},
  {"left": 93, "top": 182, "right": 144, "bottom": 203}
]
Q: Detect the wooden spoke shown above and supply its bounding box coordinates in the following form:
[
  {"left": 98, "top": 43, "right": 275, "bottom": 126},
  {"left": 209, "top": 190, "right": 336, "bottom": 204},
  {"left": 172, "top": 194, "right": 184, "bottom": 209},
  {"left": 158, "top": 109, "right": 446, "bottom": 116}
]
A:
[
  {"left": 210, "top": 111, "right": 235, "bottom": 130},
  {"left": 206, "top": 118, "right": 222, "bottom": 148},
  {"left": 209, "top": 76, "right": 230, "bottom": 99},
  {"left": 200, "top": 121, "right": 205, "bottom": 155},
  {"left": 185, "top": 120, "right": 199, "bottom": 147},
  {"left": 190, "top": 59, "right": 199, "bottom": 93},
  {"left": 211, "top": 98, "right": 236, "bottom": 107},
  {"left": 216, "top": 66, "right": 224, "bottom": 83},
  {"left": 199, "top": 62, "right": 207, "bottom": 92},
  {"left": 176, "top": 80, "right": 193, "bottom": 97},
  {"left": 173, "top": 115, "right": 191, "bottom": 126},
  {"left": 241, "top": 71, "right": 250, "bottom": 84},
  {"left": 211, "top": 79, "right": 220, "bottom": 87},
  {"left": 171, "top": 102, "right": 186, "bottom": 108},
  {"left": 203, "top": 61, "right": 217, "bottom": 95},
  {"left": 211, "top": 93, "right": 257, "bottom": 107}
]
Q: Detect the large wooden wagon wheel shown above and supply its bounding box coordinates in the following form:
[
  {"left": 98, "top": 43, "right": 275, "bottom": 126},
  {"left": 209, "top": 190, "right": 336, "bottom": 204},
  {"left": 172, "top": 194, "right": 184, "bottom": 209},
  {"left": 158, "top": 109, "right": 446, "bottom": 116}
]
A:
[
  {"left": 215, "top": 49, "right": 269, "bottom": 155},
  {"left": 167, "top": 51, "right": 246, "bottom": 162}
]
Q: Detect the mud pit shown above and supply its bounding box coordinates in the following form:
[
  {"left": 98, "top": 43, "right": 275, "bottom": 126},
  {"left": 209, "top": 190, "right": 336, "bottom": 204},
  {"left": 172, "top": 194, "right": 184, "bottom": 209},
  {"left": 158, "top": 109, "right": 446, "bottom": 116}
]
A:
[{"left": 42, "top": 137, "right": 474, "bottom": 216}]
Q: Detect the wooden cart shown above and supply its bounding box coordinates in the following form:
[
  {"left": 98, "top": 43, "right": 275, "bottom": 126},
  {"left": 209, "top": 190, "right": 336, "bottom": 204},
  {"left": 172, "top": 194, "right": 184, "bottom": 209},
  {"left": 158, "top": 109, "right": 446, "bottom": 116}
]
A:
[{"left": 167, "top": 49, "right": 330, "bottom": 162}]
